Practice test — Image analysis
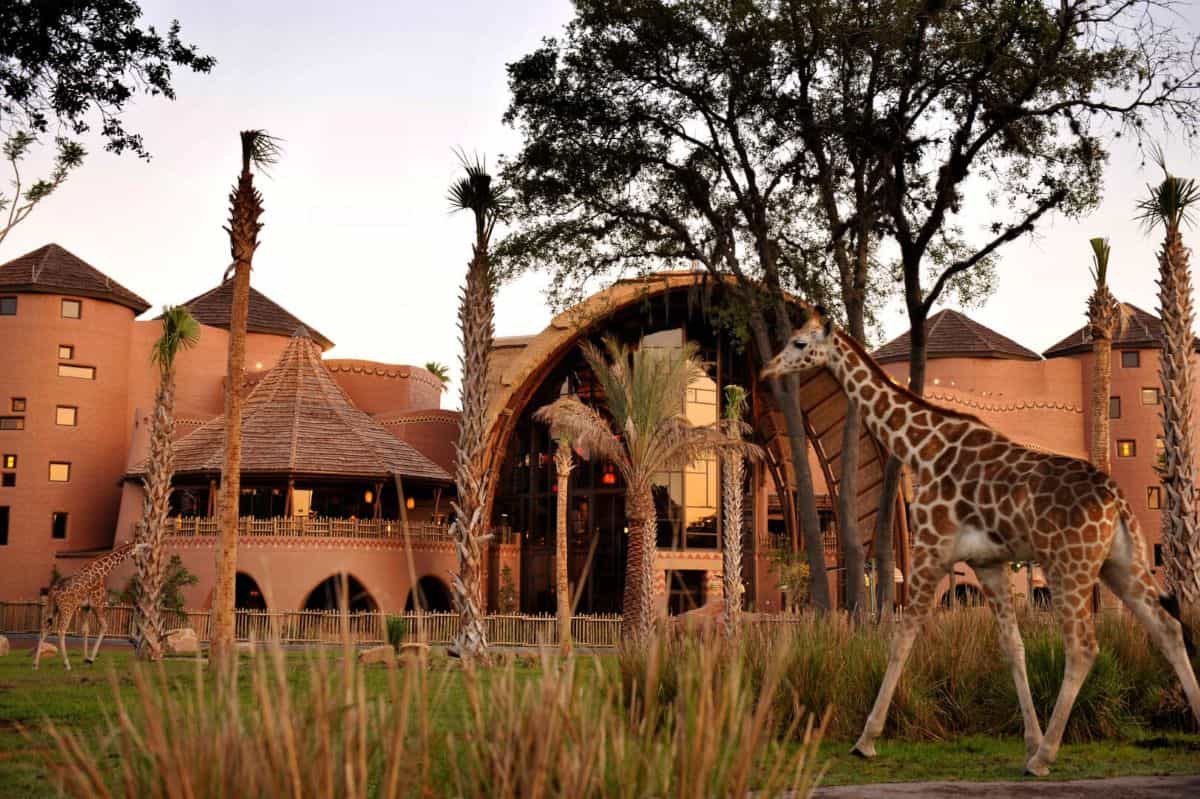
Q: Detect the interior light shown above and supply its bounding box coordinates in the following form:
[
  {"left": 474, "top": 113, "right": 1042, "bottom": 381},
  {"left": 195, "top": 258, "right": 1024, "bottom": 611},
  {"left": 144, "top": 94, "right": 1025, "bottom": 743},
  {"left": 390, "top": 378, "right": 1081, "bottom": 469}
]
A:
[
  {"left": 364, "top": 490, "right": 374, "bottom": 504},
  {"left": 406, "top": 496, "right": 416, "bottom": 510}
]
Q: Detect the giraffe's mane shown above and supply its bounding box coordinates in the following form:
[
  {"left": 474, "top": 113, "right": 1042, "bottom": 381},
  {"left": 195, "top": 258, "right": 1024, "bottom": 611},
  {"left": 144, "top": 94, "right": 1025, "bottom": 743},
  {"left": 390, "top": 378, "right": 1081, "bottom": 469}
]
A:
[{"left": 833, "top": 330, "right": 991, "bottom": 428}]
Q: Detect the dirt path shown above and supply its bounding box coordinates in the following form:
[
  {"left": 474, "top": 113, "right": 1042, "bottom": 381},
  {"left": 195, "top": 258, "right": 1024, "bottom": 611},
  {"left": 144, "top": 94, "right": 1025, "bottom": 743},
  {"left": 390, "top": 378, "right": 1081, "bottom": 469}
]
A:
[{"left": 813, "top": 775, "right": 1200, "bottom": 798}]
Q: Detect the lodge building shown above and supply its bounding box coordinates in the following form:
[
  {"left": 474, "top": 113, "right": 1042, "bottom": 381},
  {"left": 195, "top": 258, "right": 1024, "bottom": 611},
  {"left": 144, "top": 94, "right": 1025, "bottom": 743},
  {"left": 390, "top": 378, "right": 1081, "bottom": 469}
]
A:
[{"left": 0, "top": 244, "right": 1192, "bottom": 614}]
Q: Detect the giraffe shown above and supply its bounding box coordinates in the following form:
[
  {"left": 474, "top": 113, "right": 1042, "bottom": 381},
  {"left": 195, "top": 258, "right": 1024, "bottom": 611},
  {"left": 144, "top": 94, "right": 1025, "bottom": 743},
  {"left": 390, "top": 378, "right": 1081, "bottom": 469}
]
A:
[
  {"left": 762, "top": 306, "right": 1200, "bottom": 777},
  {"left": 33, "top": 541, "right": 147, "bottom": 670}
]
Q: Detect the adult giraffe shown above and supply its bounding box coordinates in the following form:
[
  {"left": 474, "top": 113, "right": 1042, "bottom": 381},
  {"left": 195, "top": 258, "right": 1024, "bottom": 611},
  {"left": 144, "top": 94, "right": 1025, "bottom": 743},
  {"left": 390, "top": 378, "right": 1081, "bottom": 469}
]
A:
[{"left": 762, "top": 306, "right": 1200, "bottom": 777}]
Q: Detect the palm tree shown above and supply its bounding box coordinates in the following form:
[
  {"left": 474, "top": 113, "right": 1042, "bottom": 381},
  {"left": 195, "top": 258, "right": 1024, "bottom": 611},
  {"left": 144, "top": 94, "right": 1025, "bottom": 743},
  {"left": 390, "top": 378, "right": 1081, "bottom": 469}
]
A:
[
  {"left": 1086, "top": 238, "right": 1120, "bottom": 476},
  {"left": 535, "top": 337, "right": 758, "bottom": 647},
  {"left": 1138, "top": 153, "right": 1200, "bottom": 620},
  {"left": 720, "top": 385, "right": 750, "bottom": 635},
  {"left": 447, "top": 152, "right": 508, "bottom": 659},
  {"left": 553, "top": 432, "right": 574, "bottom": 655},
  {"left": 211, "top": 130, "right": 281, "bottom": 663},
  {"left": 424, "top": 360, "right": 451, "bottom": 388},
  {"left": 132, "top": 306, "right": 200, "bottom": 660}
]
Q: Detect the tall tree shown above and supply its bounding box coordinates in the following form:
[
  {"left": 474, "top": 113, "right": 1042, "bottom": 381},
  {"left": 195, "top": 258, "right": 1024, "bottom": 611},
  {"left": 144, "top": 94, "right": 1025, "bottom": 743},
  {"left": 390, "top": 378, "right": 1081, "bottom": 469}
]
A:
[
  {"left": 0, "top": 0, "right": 213, "bottom": 245},
  {"left": 552, "top": 432, "right": 575, "bottom": 654},
  {"left": 720, "top": 385, "right": 750, "bottom": 635},
  {"left": 132, "top": 306, "right": 200, "bottom": 660},
  {"left": 210, "top": 130, "right": 281, "bottom": 663},
  {"left": 1138, "top": 155, "right": 1200, "bottom": 621},
  {"left": 535, "top": 337, "right": 758, "bottom": 646},
  {"left": 1086, "top": 238, "right": 1120, "bottom": 475},
  {"left": 447, "top": 153, "right": 508, "bottom": 659}
]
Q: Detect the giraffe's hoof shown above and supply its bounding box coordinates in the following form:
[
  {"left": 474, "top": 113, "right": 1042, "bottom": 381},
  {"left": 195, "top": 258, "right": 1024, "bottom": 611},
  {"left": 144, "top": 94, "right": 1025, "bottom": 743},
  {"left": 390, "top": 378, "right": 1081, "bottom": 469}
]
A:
[
  {"left": 83, "top": 658, "right": 95, "bottom": 665},
  {"left": 850, "top": 740, "right": 877, "bottom": 759},
  {"left": 1024, "top": 758, "right": 1050, "bottom": 778}
]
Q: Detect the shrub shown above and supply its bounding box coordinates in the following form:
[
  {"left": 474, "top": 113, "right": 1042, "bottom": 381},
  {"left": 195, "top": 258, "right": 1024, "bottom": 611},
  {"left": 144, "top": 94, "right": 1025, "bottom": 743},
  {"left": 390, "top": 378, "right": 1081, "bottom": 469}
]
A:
[{"left": 385, "top": 615, "right": 407, "bottom": 651}]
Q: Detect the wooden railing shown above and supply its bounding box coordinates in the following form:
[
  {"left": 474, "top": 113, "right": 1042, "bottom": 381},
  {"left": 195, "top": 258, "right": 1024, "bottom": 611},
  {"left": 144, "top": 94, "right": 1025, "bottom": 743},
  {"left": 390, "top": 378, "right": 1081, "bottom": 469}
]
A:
[
  {"left": 0, "top": 602, "right": 620, "bottom": 648},
  {"left": 167, "top": 516, "right": 458, "bottom": 542}
]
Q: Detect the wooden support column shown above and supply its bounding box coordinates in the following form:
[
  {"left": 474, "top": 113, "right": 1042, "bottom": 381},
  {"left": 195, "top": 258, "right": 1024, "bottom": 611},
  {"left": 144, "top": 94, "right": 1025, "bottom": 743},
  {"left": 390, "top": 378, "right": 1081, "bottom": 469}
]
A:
[
  {"left": 285, "top": 478, "right": 295, "bottom": 517},
  {"left": 208, "top": 478, "right": 218, "bottom": 516},
  {"left": 372, "top": 481, "right": 383, "bottom": 520}
]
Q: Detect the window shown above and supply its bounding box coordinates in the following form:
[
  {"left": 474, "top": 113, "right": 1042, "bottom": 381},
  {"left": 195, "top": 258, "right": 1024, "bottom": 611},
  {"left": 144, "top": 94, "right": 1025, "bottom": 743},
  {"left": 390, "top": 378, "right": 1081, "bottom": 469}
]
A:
[
  {"left": 55, "top": 406, "right": 77, "bottom": 426},
  {"left": 58, "top": 344, "right": 74, "bottom": 360},
  {"left": 2, "top": 454, "right": 14, "bottom": 469},
  {"left": 1148, "top": 486, "right": 1163, "bottom": 510},
  {"left": 0, "top": 506, "right": 8, "bottom": 545},
  {"left": 57, "top": 364, "right": 95, "bottom": 380},
  {"left": 0, "top": 297, "right": 15, "bottom": 315},
  {"left": 0, "top": 417, "right": 25, "bottom": 430},
  {"left": 1156, "top": 436, "right": 1166, "bottom": 458},
  {"left": 1141, "top": 387, "right": 1160, "bottom": 405},
  {"left": 48, "top": 462, "right": 70, "bottom": 482},
  {"left": 10, "top": 398, "right": 25, "bottom": 412},
  {"left": 51, "top": 511, "right": 68, "bottom": 539},
  {"left": 1108, "top": 396, "right": 1121, "bottom": 419},
  {"left": 60, "top": 298, "right": 82, "bottom": 319},
  {"left": 1, "top": 473, "right": 12, "bottom": 487},
  {"left": 1121, "top": 350, "right": 1140, "bottom": 368},
  {"left": 1154, "top": 543, "right": 1163, "bottom": 567},
  {"left": 1116, "top": 439, "right": 1137, "bottom": 458}
]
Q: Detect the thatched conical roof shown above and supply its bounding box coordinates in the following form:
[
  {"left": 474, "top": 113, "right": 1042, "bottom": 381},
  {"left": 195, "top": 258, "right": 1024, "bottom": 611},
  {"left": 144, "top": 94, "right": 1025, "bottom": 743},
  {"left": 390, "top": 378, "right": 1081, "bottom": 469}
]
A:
[{"left": 162, "top": 330, "right": 450, "bottom": 482}]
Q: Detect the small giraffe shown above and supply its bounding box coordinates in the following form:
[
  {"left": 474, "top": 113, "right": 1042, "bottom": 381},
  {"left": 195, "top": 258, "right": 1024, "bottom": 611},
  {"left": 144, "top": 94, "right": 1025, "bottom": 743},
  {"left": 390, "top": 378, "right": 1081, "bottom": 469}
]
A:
[
  {"left": 33, "top": 541, "right": 147, "bottom": 670},
  {"left": 762, "top": 306, "right": 1200, "bottom": 777}
]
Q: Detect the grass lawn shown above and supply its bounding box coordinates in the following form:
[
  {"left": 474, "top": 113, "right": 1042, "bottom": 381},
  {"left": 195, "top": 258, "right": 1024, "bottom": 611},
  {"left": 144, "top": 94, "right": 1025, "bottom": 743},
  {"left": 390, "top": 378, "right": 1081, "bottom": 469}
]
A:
[{"left": 1, "top": 648, "right": 1198, "bottom": 797}]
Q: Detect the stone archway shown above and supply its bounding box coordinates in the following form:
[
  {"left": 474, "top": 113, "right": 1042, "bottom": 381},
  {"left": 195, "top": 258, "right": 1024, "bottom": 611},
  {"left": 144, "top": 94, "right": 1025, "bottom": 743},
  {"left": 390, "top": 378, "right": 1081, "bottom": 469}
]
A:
[
  {"left": 235, "top": 572, "right": 267, "bottom": 610},
  {"left": 405, "top": 575, "right": 452, "bottom": 612},
  {"left": 301, "top": 573, "right": 379, "bottom": 612}
]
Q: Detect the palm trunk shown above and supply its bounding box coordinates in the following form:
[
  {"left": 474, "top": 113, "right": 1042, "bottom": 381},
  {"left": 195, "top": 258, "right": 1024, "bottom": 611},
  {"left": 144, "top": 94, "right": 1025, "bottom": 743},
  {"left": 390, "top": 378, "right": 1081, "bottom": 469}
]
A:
[
  {"left": 450, "top": 243, "right": 493, "bottom": 658},
  {"left": 1090, "top": 337, "right": 1113, "bottom": 474},
  {"left": 623, "top": 488, "right": 658, "bottom": 645},
  {"left": 1157, "top": 224, "right": 1200, "bottom": 619},
  {"left": 721, "top": 450, "right": 746, "bottom": 635},
  {"left": 132, "top": 364, "right": 177, "bottom": 660},
  {"left": 211, "top": 165, "right": 260, "bottom": 663},
  {"left": 554, "top": 442, "right": 573, "bottom": 655}
]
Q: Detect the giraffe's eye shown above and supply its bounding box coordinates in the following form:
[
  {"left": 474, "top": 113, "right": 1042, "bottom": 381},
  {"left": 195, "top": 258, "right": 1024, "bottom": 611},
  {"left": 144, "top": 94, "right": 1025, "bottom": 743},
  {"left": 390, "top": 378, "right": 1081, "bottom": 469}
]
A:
[{"left": 793, "top": 341, "right": 807, "bottom": 351}]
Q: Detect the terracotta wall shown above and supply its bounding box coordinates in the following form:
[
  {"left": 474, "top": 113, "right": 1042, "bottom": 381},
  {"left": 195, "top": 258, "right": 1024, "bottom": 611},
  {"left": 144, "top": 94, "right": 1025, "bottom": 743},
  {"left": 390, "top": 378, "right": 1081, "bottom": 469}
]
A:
[
  {"left": 378, "top": 410, "right": 459, "bottom": 476},
  {"left": 326, "top": 360, "right": 444, "bottom": 415},
  {"left": 0, "top": 293, "right": 136, "bottom": 599}
]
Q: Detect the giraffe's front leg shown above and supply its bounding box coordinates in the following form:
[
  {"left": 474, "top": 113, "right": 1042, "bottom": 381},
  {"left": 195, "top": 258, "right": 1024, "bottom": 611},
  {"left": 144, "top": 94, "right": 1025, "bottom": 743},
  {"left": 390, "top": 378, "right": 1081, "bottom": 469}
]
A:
[
  {"left": 58, "top": 624, "right": 71, "bottom": 671},
  {"left": 976, "top": 565, "right": 1042, "bottom": 760}
]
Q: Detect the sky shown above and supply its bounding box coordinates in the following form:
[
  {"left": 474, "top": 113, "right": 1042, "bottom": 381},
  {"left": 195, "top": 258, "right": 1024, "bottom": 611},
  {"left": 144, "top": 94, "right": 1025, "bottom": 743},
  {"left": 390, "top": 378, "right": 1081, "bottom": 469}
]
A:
[{"left": 3, "top": 0, "right": 1200, "bottom": 401}]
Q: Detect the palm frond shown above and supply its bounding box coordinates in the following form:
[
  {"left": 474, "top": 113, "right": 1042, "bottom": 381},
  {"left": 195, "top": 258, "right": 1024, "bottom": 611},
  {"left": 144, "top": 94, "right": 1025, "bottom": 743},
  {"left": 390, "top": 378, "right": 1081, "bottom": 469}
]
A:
[
  {"left": 239, "top": 130, "right": 283, "bottom": 174},
  {"left": 424, "top": 361, "right": 451, "bottom": 383},
  {"left": 447, "top": 149, "right": 512, "bottom": 219},
  {"left": 152, "top": 306, "right": 201, "bottom": 369},
  {"left": 1088, "top": 238, "right": 1110, "bottom": 287},
  {"left": 533, "top": 398, "right": 628, "bottom": 469},
  {"left": 723, "top": 385, "right": 748, "bottom": 423},
  {"left": 1136, "top": 145, "right": 1200, "bottom": 231}
]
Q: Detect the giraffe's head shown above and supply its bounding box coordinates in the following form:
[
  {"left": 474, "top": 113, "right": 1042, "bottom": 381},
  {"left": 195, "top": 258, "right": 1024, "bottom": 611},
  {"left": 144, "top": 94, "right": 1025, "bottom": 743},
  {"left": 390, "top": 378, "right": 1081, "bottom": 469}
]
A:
[{"left": 761, "top": 304, "right": 835, "bottom": 380}]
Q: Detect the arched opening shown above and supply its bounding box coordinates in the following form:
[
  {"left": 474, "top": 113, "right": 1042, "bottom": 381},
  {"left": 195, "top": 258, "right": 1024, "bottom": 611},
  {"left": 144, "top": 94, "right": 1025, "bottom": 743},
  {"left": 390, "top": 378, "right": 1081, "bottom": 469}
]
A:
[
  {"left": 302, "top": 574, "right": 378, "bottom": 612},
  {"left": 405, "top": 576, "right": 452, "bottom": 612},
  {"left": 940, "top": 583, "right": 985, "bottom": 608},
  {"left": 235, "top": 572, "right": 267, "bottom": 610}
]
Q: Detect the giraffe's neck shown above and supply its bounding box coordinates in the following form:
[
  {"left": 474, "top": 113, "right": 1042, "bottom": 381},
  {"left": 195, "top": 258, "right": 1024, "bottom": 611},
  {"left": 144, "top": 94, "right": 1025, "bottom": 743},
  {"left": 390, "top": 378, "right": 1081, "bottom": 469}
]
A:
[
  {"left": 826, "top": 333, "right": 962, "bottom": 473},
  {"left": 86, "top": 542, "right": 136, "bottom": 580}
]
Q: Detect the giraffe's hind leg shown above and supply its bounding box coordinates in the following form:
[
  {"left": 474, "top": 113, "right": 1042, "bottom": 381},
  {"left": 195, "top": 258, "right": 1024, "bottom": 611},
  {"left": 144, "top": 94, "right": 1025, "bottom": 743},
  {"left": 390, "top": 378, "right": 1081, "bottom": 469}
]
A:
[
  {"left": 32, "top": 603, "right": 54, "bottom": 671},
  {"left": 1100, "top": 523, "right": 1200, "bottom": 726},
  {"left": 86, "top": 605, "right": 108, "bottom": 663},
  {"left": 58, "top": 619, "right": 72, "bottom": 671},
  {"left": 976, "top": 564, "right": 1043, "bottom": 760},
  {"left": 1024, "top": 566, "right": 1099, "bottom": 777},
  {"left": 852, "top": 544, "right": 946, "bottom": 758}
]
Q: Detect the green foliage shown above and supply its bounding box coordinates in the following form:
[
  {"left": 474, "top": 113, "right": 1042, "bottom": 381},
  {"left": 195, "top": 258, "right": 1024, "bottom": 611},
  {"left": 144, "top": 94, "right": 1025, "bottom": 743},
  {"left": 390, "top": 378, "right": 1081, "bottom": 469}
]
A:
[
  {"left": 1, "top": 1, "right": 214, "bottom": 156},
  {"left": 497, "top": 566, "right": 519, "bottom": 614},
  {"left": 448, "top": 150, "right": 510, "bottom": 249},
  {"left": 239, "top": 130, "right": 283, "bottom": 173},
  {"left": 151, "top": 306, "right": 200, "bottom": 371},
  {"left": 0, "top": 132, "right": 86, "bottom": 246},
  {"left": 424, "top": 360, "right": 450, "bottom": 384},
  {"left": 1090, "top": 237, "right": 1112, "bottom": 287},
  {"left": 385, "top": 615, "right": 408, "bottom": 651},
  {"left": 116, "top": 555, "right": 197, "bottom": 612},
  {"left": 1137, "top": 147, "right": 1200, "bottom": 232}
]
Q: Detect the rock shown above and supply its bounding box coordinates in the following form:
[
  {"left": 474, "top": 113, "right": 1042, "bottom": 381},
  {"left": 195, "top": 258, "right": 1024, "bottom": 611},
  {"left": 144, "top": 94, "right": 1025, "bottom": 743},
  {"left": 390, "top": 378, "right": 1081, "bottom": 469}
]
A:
[
  {"left": 33, "top": 641, "right": 58, "bottom": 658},
  {"left": 0, "top": 635, "right": 9, "bottom": 656},
  {"left": 358, "top": 645, "right": 395, "bottom": 665},
  {"left": 398, "top": 642, "right": 430, "bottom": 658},
  {"left": 164, "top": 628, "right": 200, "bottom": 655}
]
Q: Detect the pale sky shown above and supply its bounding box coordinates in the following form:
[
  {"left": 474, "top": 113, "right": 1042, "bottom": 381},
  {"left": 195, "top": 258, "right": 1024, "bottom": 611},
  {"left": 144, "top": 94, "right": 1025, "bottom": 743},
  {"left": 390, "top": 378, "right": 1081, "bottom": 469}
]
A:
[{"left": 3, "top": 0, "right": 1199, "bottom": 402}]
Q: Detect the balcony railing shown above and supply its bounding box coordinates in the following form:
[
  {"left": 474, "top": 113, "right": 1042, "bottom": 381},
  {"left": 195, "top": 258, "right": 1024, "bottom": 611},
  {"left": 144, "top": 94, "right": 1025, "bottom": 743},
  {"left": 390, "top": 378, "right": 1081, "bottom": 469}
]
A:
[{"left": 167, "top": 516, "right": 459, "bottom": 542}]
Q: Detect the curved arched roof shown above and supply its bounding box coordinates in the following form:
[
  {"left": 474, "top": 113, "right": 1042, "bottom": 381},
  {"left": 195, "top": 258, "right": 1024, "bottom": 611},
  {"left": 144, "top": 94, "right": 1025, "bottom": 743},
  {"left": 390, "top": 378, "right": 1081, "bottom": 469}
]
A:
[{"left": 483, "top": 271, "right": 899, "bottom": 547}]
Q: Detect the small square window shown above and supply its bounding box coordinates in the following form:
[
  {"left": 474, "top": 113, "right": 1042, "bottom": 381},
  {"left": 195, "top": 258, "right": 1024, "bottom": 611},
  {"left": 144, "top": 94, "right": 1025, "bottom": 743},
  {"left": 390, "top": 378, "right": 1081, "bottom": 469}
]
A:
[
  {"left": 61, "top": 299, "right": 82, "bottom": 319},
  {"left": 57, "top": 364, "right": 95, "bottom": 380},
  {"left": 51, "top": 511, "right": 68, "bottom": 539},
  {"left": 1108, "top": 396, "right": 1121, "bottom": 419},
  {"left": 1154, "top": 543, "right": 1163, "bottom": 567},
  {"left": 1148, "top": 486, "right": 1163, "bottom": 510},
  {"left": 0, "top": 506, "right": 8, "bottom": 545},
  {"left": 2, "top": 454, "right": 14, "bottom": 469},
  {"left": 48, "top": 462, "right": 71, "bottom": 482},
  {"left": 11, "top": 398, "right": 25, "bottom": 413},
  {"left": 1116, "top": 439, "right": 1137, "bottom": 458},
  {"left": 1121, "top": 351, "right": 1140, "bottom": 368},
  {"left": 58, "top": 345, "right": 74, "bottom": 360},
  {"left": 55, "top": 406, "right": 77, "bottom": 426},
  {"left": 1141, "top": 388, "right": 1160, "bottom": 405},
  {"left": 0, "top": 417, "right": 25, "bottom": 431},
  {"left": 0, "top": 297, "right": 15, "bottom": 315},
  {"left": 1, "top": 473, "right": 13, "bottom": 487}
]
